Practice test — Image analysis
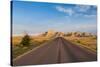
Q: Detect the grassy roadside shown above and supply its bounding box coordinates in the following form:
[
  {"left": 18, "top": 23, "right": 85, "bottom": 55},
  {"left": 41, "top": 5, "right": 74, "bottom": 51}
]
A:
[
  {"left": 71, "top": 41, "right": 97, "bottom": 52},
  {"left": 64, "top": 37, "right": 97, "bottom": 52},
  {"left": 12, "top": 38, "right": 50, "bottom": 59}
]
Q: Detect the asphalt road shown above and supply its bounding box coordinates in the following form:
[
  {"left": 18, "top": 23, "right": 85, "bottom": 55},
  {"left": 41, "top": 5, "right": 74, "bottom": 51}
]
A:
[{"left": 13, "top": 37, "right": 97, "bottom": 66}]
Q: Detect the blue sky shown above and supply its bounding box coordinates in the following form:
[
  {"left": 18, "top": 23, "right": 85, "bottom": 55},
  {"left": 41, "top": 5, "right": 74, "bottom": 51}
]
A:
[{"left": 12, "top": 1, "right": 97, "bottom": 35}]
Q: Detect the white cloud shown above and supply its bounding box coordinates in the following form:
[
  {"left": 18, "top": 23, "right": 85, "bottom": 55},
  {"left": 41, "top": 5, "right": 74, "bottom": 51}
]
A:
[
  {"left": 55, "top": 5, "right": 97, "bottom": 19},
  {"left": 55, "top": 6, "right": 74, "bottom": 16},
  {"left": 73, "top": 5, "right": 97, "bottom": 18},
  {"left": 74, "top": 5, "right": 91, "bottom": 12},
  {"left": 55, "top": 5, "right": 92, "bottom": 16}
]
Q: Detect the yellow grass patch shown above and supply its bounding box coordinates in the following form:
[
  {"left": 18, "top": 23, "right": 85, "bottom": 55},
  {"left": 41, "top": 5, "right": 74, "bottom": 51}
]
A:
[
  {"left": 12, "top": 36, "right": 23, "bottom": 46},
  {"left": 64, "top": 37, "right": 97, "bottom": 52}
]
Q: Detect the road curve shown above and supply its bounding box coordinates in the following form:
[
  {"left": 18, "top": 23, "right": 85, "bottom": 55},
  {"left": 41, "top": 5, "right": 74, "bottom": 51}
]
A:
[{"left": 13, "top": 37, "right": 97, "bottom": 66}]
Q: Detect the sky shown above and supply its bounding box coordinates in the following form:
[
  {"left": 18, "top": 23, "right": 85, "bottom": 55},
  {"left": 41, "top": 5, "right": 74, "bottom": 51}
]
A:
[{"left": 12, "top": 1, "right": 97, "bottom": 35}]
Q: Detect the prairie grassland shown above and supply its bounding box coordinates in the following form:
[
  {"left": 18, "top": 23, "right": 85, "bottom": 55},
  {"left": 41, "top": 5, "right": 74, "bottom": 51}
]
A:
[
  {"left": 12, "top": 36, "right": 50, "bottom": 46},
  {"left": 12, "top": 35, "right": 51, "bottom": 59},
  {"left": 65, "top": 36, "right": 97, "bottom": 52},
  {"left": 12, "top": 36, "right": 22, "bottom": 46}
]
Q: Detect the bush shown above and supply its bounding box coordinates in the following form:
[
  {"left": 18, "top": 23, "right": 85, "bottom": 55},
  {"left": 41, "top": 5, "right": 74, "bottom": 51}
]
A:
[
  {"left": 77, "top": 40, "right": 81, "bottom": 43},
  {"left": 20, "top": 34, "right": 31, "bottom": 46}
]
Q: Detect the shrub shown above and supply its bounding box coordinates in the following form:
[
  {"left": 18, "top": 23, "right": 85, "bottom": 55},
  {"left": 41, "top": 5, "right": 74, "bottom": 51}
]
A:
[
  {"left": 77, "top": 40, "right": 81, "bottom": 43},
  {"left": 20, "top": 34, "right": 31, "bottom": 46}
]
